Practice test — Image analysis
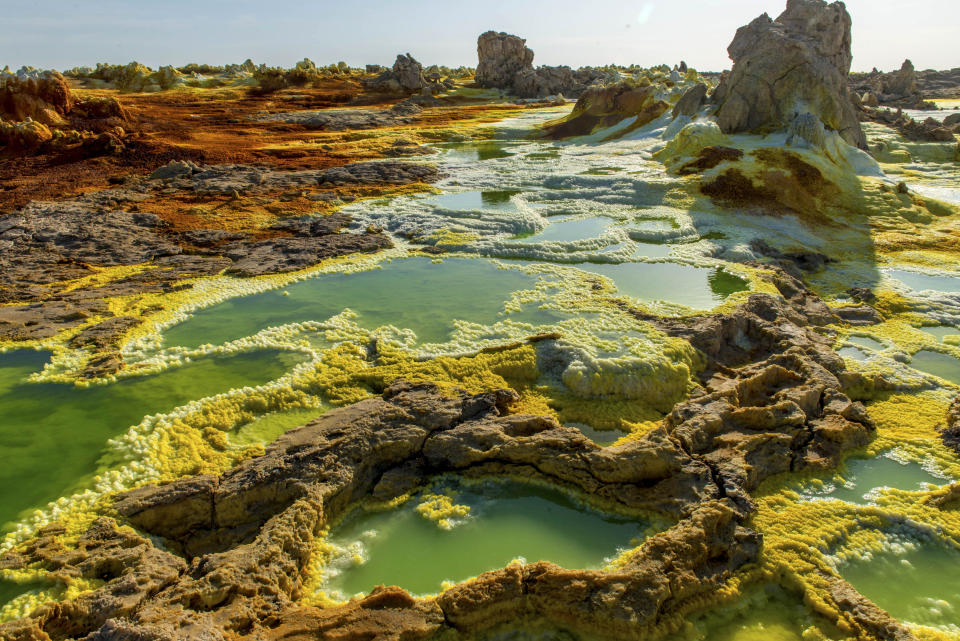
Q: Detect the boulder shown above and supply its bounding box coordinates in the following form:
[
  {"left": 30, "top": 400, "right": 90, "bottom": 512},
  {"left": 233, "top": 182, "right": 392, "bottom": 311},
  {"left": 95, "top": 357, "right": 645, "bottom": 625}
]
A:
[
  {"left": 712, "top": 0, "right": 867, "bottom": 149},
  {"left": 364, "top": 54, "right": 428, "bottom": 94},
  {"left": 475, "top": 31, "right": 534, "bottom": 89},
  {"left": 672, "top": 82, "right": 708, "bottom": 118}
]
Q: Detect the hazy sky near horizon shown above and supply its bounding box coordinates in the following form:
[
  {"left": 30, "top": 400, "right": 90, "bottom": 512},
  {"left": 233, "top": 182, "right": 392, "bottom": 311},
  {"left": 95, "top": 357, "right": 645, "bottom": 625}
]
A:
[{"left": 2, "top": 0, "right": 957, "bottom": 74}]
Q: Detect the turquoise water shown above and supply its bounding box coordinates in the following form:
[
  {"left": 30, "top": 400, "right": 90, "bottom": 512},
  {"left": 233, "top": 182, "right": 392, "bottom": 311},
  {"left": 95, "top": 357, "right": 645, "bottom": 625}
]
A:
[
  {"left": 0, "top": 348, "right": 304, "bottom": 532},
  {"left": 888, "top": 269, "right": 960, "bottom": 293},
  {"left": 324, "top": 480, "right": 643, "bottom": 598},
  {"left": 575, "top": 263, "right": 748, "bottom": 309},
  {"left": 163, "top": 258, "right": 547, "bottom": 349},
  {"left": 910, "top": 350, "right": 960, "bottom": 385}
]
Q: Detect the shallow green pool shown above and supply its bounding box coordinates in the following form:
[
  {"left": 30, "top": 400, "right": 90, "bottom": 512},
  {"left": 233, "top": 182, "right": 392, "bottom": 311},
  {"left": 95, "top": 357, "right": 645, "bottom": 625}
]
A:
[
  {"left": 511, "top": 216, "right": 612, "bottom": 243},
  {"left": 441, "top": 141, "right": 519, "bottom": 161},
  {"left": 798, "top": 455, "right": 945, "bottom": 505},
  {"left": 575, "top": 263, "right": 748, "bottom": 310},
  {"left": 918, "top": 325, "right": 959, "bottom": 342},
  {"left": 839, "top": 538, "right": 960, "bottom": 629},
  {"left": 0, "top": 348, "right": 303, "bottom": 532},
  {"left": 423, "top": 190, "right": 522, "bottom": 211},
  {"left": 910, "top": 350, "right": 960, "bottom": 386},
  {"left": 323, "top": 480, "right": 644, "bottom": 598},
  {"left": 888, "top": 269, "right": 960, "bottom": 293},
  {"left": 163, "top": 258, "right": 547, "bottom": 349}
]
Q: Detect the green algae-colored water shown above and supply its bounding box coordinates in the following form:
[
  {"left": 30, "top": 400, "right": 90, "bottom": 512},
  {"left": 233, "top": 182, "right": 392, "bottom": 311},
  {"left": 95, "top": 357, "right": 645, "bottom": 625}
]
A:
[
  {"left": 918, "top": 325, "right": 959, "bottom": 342},
  {"left": 511, "top": 216, "right": 612, "bottom": 243},
  {"left": 575, "top": 263, "right": 748, "bottom": 309},
  {"left": 0, "top": 348, "right": 304, "bottom": 532},
  {"left": 888, "top": 269, "right": 960, "bottom": 293},
  {"left": 800, "top": 456, "right": 946, "bottom": 505},
  {"left": 839, "top": 540, "right": 960, "bottom": 629},
  {"left": 849, "top": 336, "right": 885, "bottom": 351},
  {"left": 324, "top": 480, "right": 644, "bottom": 598},
  {"left": 838, "top": 336, "right": 886, "bottom": 361},
  {"left": 441, "top": 141, "right": 519, "bottom": 161},
  {"left": 424, "top": 190, "right": 522, "bottom": 211},
  {"left": 838, "top": 346, "right": 868, "bottom": 361},
  {"left": 229, "top": 407, "right": 328, "bottom": 447},
  {"left": 163, "top": 258, "right": 547, "bottom": 349},
  {"left": 910, "top": 349, "right": 960, "bottom": 385}
]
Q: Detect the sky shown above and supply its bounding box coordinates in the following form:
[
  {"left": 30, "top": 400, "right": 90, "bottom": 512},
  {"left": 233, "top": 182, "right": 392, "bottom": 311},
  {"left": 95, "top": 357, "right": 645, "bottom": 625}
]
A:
[{"left": 2, "top": 0, "right": 957, "bottom": 74}]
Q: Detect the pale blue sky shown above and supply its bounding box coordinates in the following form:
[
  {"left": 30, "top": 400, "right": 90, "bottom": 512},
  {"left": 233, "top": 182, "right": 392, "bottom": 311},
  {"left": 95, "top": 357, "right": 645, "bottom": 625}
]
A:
[{"left": 2, "top": 1, "right": 957, "bottom": 73}]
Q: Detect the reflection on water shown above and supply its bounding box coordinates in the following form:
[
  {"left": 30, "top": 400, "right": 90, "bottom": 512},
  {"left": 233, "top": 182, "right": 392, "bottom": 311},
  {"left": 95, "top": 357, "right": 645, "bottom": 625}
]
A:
[{"left": 323, "top": 480, "right": 644, "bottom": 598}]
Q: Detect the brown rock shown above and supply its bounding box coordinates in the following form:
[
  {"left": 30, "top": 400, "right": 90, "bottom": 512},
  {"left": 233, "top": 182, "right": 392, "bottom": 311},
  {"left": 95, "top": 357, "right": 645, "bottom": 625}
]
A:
[
  {"left": 475, "top": 31, "right": 534, "bottom": 90},
  {"left": 712, "top": 0, "right": 867, "bottom": 149}
]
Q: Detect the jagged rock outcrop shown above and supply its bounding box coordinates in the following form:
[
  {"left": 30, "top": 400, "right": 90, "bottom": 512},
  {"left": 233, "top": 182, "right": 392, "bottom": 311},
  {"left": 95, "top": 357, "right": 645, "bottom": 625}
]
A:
[
  {"left": 712, "top": 0, "right": 868, "bottom": 149},
  {"left": 850, "top": 60, "right": 938, "bottom": 109},
  {"left": 0, "top": 68, "right": 128, "bottom": 154},
  {"left": 364, "top": 54, "right": 452, "bottom": 95},
  {"left": 475, "top": 31, "right": 602, "bottom": 98},
  {"left": 475, "top": 31, "right": 534, "bottom": 90}
]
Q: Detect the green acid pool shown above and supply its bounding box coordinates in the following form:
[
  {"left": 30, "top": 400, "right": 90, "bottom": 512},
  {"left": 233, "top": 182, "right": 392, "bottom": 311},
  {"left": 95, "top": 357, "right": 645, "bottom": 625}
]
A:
[
  {"left": 322, "top": 480, "right": 645, "bottom": 599},
  {"left": 510, "top": 216, "right": 612, "bottom": 243},
  {"left": 797, "top": 455, "right": 946, "bottom": 505},
  {"left": 422, "top": 190, "right": 522, "bottom": 211},
  {"left": 910, "top": 350, "right": 960, "bottom": 386},
  {"left": 839, "top": 537, "right": 960, "bottom": 629},
  {"left": 163, "top": 258, "right": 548, "bottom": 349},
  {"left": 0, "top": 348, "right": 303, "bottom": 532},
  {"left": 575, "top": 262, "right": 748, "bottom": 310}
]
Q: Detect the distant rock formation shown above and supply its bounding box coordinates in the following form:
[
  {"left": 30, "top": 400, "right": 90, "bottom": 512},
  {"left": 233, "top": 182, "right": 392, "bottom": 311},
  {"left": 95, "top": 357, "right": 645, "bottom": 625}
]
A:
[
  {"left": 0, "top": 67, "right": 127, "bottom": 154},
  {"left": 0, "top": 69, "right": 73, "bottom": 124},
  {"left": 849, "top": 59, "right": 938, "bottom": 109},
  {"left": 475, "top": 31, "right": 604, "bottom": 98},
  {"left": 476, "top": 31, "right": 534, "bottom": 89},
  {"left": 712, "top": 0, "right": 867, "bottom": 150},
  {"left": 364, "top": 54, "right": 454, "bottom": 95}
]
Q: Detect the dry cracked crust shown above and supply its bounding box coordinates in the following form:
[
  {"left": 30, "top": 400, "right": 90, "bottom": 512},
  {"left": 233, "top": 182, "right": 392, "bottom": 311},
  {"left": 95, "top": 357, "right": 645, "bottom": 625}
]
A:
[{"left": 0, "top": 272, "right": 920, "bottom": 641}]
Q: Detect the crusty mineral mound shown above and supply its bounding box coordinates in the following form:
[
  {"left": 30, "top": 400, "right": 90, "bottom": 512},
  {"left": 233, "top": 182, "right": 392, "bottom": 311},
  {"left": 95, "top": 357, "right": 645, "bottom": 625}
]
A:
[
  {"left": 712, "top": 0, "right": 867, "bottom": 149},
  {"left": 0, "top": 70, "right": 73, "bottom": 124},
  {"left": 542, "top": 81, "right": 669, "bottom": 139},
  {"left": 475, "top": 31, "right": 534, "bottom": 90}
]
